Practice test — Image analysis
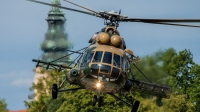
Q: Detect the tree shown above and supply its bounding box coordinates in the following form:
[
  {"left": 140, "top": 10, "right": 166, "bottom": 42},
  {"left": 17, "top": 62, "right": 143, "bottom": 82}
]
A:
[
  {"left": 187, "top": 64, "right": 200, "bottom": 111},
  {"left": 132, "top": 48, "right": 197, "bottom": 112},
  {"left": 168, "top": 49, "right": 195, "bottom": 94},
  {"left": 0, "top": 99, "right": 7, "bottom": 112},
  {"left": 24, "top": 69, "right": 63, "bottom": 112},
  {"left": 137, "top": 93, "right": 195, "bottom": 112},
  {"left": 132, "top": 48, "right": 177, "bottom": 85},
  {"left": 54, "top": 90, "right": 130, "bottom": 112}
]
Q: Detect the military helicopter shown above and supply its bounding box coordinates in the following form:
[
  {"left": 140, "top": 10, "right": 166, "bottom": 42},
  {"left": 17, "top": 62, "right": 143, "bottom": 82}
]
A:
[{"left": 28, "top": 0, "right": 200, "bottom": 112}]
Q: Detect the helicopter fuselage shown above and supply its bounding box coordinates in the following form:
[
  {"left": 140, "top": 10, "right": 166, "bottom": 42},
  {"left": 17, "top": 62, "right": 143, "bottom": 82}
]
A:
[{"left": 67, "top": 44, "right": 132, "bottom": 93}]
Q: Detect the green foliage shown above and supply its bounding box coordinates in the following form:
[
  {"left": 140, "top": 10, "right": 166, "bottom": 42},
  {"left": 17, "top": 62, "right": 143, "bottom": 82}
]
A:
[
  {"left": 55, "top": 90, "right": 129, "bottom": 112},
  {"left": 137, "top": 93, "right": 195, "bottom": 112},
  {"left": 25, "top": 95, "right": 48, "bottom": 112},
  {"left": 169, "top": 49, "right": 195, "bottom": 94},
  {"left": 132, "top": 48, "right": 176, "bottom": 85},
  {"left": 0, "top": 99, "right": 7, "bottom": 112},
  {"left": 133, "top": 48, "right": 200, "bottom": 111},
  {"left": 162, "top": 92, "right": 195, "bottom": 112},
  {"left": 187, "top": 64, "right": 200, "bottom": 111},
  {"left": 25, "top": 69, "right": 64, "bottom": 112}
]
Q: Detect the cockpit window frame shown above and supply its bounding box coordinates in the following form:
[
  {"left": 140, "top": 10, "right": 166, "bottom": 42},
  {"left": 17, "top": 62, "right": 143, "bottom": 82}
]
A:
[
  {"left": 91, "top": 51, "right": 123, "bottom": 69},
  {"left": 80, "top": 47, "right": 96, "bottom": 67},
  {"left": 89, "top": 50, "right": 123, "bottom": 81},
  {"left": 87, "top": 51, "right": 94, "bottom": 63},
  {"left": 125, "top": 58, "right": 130, "bottom": 70},
  {"left": 113, "top": 53, "right": 121, "bottom": 68},
  {"left": 102, "top": 51, "right": 113, "bottom": 64},
  {"left": 92, "top": 51, "right": 103, "bottom": 63}
]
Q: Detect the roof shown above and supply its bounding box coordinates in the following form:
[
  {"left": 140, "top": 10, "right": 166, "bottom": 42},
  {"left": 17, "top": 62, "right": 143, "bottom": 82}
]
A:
[{"left": 8, "top": 110, "right": 27, "bottom": 112}]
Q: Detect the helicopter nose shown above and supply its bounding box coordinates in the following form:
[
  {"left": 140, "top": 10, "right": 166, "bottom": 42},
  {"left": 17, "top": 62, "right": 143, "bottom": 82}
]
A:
[{"left": 90, "top": 64, "right": 111, "bottom": 81}]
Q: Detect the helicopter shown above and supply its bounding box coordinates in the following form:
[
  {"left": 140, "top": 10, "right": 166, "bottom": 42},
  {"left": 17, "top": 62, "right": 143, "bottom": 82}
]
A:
[{"left": 28, "top": 0, "right": 200, "bottom": 112}]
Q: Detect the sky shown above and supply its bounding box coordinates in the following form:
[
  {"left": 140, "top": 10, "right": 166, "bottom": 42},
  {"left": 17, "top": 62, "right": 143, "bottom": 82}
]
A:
[{"left": 0, "top": 0, "right": 200, "bottom": 110}]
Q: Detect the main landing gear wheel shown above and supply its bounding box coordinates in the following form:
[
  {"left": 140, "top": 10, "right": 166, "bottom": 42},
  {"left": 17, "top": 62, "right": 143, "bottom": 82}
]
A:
[
  {"left": 92, "top": 95, "right": 97, "bottom": 106},
  {"left": 52, "top": 84, "right": 58, "bottom": 99},
  {"left": 131, "top": 101, "right": 140, "bottom": 112},
  {"left": 98, "top": 96, "right": 103, "bottom": 107}
]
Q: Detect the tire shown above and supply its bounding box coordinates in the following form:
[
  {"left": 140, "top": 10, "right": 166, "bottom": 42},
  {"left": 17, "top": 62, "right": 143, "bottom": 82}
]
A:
[
  {"left": 98, "top": 96, "right": 103, "bottom": 107},
  {"left": 52, "top": 84, "right": 58, "bottom": 99},
  {"left": 131, "top": 101, "right": 140, "bottom": 112},
  {"left": 92, "top": 95, "right": 97, "bottom": 106}
]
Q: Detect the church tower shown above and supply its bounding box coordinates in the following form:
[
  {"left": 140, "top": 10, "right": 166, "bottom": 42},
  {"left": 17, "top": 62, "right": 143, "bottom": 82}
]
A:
[
  {"left": 33, "top": 0, "right": 71, "bottom": 100},
  {"left": 40, "top": 0, "right": 71, "bottom": 63}
]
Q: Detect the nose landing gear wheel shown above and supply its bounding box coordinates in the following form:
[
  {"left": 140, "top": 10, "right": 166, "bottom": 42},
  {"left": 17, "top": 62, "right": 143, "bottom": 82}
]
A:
[
  {"left": 92, "top": 95, "right": 97, "bottom": 106},
  {"left": 52, "top": 84, "right": 58, "bottom": 99},
  {"left": 98, "top": 96, "right": 103, "bottom": 107}
]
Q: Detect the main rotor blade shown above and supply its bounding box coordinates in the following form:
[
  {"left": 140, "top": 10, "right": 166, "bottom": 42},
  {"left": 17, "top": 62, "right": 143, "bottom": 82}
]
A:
[
  {"left": 121, "top": 18, "right": 200, "bottom": 27},
  {"left": 122, "top": 18, "right": 200, "bottom": 23},
  {"left": 144, "top": 22, "right": 200, "bottom": 28},
  {"left": 27, "top": 0, "right": 97, "bottom": 17},
  {"left": 63, "top": 0, "right": 98, "bottom": 14}
]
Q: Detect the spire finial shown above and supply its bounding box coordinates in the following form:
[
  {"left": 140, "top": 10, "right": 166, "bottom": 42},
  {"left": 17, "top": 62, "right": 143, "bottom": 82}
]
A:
[
  {"left": 47, "top": 0, "right": 65, "bottom": 21},
  {"left": 49, "top": 0, "right": 62, "bottom": 12},
  {"left": 51, "top": 0, "right": 61, "bottom": 5}
]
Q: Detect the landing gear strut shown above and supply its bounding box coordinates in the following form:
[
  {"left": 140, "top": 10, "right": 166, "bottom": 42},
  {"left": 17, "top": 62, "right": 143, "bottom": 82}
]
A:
[
  {"left": 92, "top": 95, "right": 97, "bottom": 106},
  {"left": 109, "top": 93, "right": 140, "bottom": 112},
  {"left": 98, "top": 96, "right": 103, "bottom": 107},
  {"left": 51, "top": 83, "right": 82, "bottom": 100},
  {"left": 92, "top": 95, "right": 103, "bottom": 107},
  {"left": 130, "top": 95, "right": 140, "bottom": 112},
  {"left": 131, "top": 101, "right": 140, "bottom": 112}
]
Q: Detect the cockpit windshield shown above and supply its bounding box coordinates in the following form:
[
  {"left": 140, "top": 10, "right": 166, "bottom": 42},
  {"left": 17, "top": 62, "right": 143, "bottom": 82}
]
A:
[
  {"left": 91, "top": 51, "right": 121, "bottom": 68},
  {"left": 113, "top": 54, "right": 120, "bottom": 68},
  {"left": 103, "top": 52, "right": 112, "bottom": 64},
  {"left": 93, "top": 51, "right": 103, "bottom": 62},
  {"left": 87, "top": 52, "right": 94, "bottom": 63},
  {"left": 89, "top": 51, "right": 122, "bottom": 81}
]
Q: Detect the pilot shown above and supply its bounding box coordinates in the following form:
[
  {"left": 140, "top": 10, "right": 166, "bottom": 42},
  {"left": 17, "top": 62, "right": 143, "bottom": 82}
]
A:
[{"left": 107, "top": 29, "right": 114, "bottom": 37}]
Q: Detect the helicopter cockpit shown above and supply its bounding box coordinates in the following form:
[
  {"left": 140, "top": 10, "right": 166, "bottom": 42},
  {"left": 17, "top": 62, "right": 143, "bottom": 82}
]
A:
[{"left": 91, "top": 51, "right": 121, "bottom": 81}]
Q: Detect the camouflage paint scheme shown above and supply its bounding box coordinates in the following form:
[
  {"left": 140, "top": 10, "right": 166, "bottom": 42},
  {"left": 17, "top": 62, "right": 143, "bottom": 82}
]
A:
[{"left": 66, "top": 26, "right": 134, "bottom": 93}]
